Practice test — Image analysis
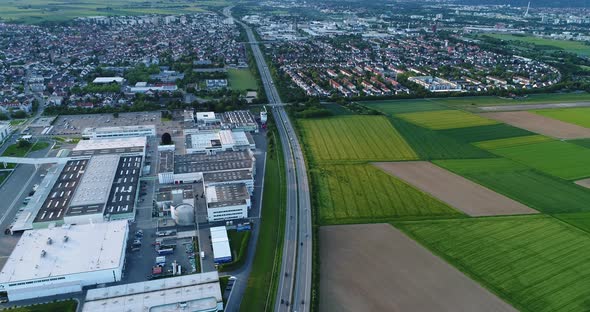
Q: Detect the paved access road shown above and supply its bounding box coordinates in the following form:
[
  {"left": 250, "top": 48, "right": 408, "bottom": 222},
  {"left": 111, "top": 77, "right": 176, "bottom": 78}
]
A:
[{"left": 224, "top": 6, "right": 312, "bottom": 312}]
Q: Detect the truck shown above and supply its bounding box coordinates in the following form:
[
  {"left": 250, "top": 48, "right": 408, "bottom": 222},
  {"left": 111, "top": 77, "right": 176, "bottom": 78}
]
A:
[
  {"left": 200, "top": 251, "right": 205, "bottom": 259},
  {"left": 157, "top": 248, "right": 174, "bottom": 256}
]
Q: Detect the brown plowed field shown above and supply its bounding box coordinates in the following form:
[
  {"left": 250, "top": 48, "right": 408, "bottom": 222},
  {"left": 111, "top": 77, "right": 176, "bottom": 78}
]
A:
[
  {"left": 575, "top": 178, "right": 590, "bottom": 189},
  {"left": 374, "top": 161, "right": 538, "bottom": 216},
  {"left": 479, "top": 111, "right": 590, "bottom": 139},
  {"left": 319, "top": 224, "right": 518, "bottom": 312}
]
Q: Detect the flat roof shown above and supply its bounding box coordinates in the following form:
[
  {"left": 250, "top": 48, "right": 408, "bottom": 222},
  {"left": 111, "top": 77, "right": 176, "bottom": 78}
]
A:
[
  {"left": 69, "top": 155, "right": 119, "bottom": 208},
  {"left": 210, "top": 227, "right": 231, "bottom": 260},
  {"left": 174, "top": 150, "right": 253, "bottom": 174},
  {"left": 83, "top": 272, "right": 222, "bottom": 312},
  {"left": 34, "top": 159, "right": 88, "bottom": 223},
  {"left": 206, "top": 183, "right": 249, "bottom": 209},
  {"left": 73, "top": 137, "right": 147, "bottom": 152},
  {"left": 105, "top": 156, "right": 142, "bottom": 216},
  {"left": 0, "top": 221, "right": 128, "bottom": 284},
  {"left": 82, "top": 125, "right": 156, "bottom": 135},
  {"left": 158, "top": 149, "right": 174, "bottom": 173},
  {"left": 221, "top": 110, "right": 257, "bottom": 128},
  {"left": 203, "top": 170, "right": 252, "bottom": 184},
  {"left": 156, "top": 184, "right": 195, "bottom": 203}
]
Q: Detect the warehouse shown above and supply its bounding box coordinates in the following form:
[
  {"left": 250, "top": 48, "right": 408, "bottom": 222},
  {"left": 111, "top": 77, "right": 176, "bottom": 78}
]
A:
[
  {"left": 210, "top": 226, "right": 232, "bottom": 264},
  {"left": 81, "top": 125, "right": 156, "bottom": 139},
  {"left": 206, "top": 183, "right": 250, "bottom": 222},
  {"left": 184, "top": 129, "right": 255, "bottom": 154},
  {"left": 203, "top": 170, "right": 254, "bottom": 193},
  {"left": 83, "top": 272, "right": 223, "bottom": 312},
  {"left": 0, "top": 221, "right": 128, "bottom": 301}
]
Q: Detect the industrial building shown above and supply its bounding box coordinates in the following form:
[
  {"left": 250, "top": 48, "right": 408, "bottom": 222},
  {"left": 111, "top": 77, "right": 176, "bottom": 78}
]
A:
[
  {"left": 206, "top": 183, "right": 250, "bottom": 222},
  {"left": 409, "top": 76, "right": 462, "bottom": 92},
  {"left": 210, "top": 226, "right": 232, "bottom": 264},
  {"left": 92, "top": 77, "right": 125, "bottom": 84},
  {"left": 12, "top": 137, "right": 145, "bottom": 232},
  {"left": 0, "top": 123, "right": 12, "bottom": 143},
  {"left": 184, "top": 129, "right": 255, "bottom": 154},
  {"left": 81, "top": 125, "right": 156, "bottom": 139},
  {"left": 193, "top": 110, "right": 258, "bottom": 132},
  {"left": 158, "top": 149, "right": 255, "bottom": 185},
  {"left": 0, "top": 221, "right": 128, "bottom": 301},
  {"left": 83, "top": 272, "right": 223, "bottom": 312}
]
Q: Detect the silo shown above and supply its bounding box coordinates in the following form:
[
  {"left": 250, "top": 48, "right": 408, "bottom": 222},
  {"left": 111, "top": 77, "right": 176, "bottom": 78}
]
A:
[{"left": 171, "top": 203, "right": 195, "bottom": 226}]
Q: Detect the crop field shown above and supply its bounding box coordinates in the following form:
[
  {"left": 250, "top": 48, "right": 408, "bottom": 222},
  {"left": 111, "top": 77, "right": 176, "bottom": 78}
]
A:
[
  {"left": 481, "top": 111, "right": 590, "bottom": 139},
  {"left": 298, "top": 116, "right": 417, "bottom": 162},
  {"left": 435, "top": 158, "right": 590, "bottom": 214},
  {"left": 362, "top": 99, "right": 446, "bottom": 114},
  {"left": 438, "top": 124, "right": 533, "bottom": 143},
  {"left": 490, "top": 140, "right": 590, "bottom": 180},
  {"left": 474, "top": 135, "right": 552, "bottom": 150},
  {"left": 396, "top": 215, "right": 590, "bottom": 312},
  {"left": 391, "top": 116, "right": 494, "bottom": 160},
  {"left": 398, "top": 110, "right": 498, "bottom": 130},
  {"left": 570, "top": 139, "right": 590, "bottom": 149},
  {"left": 228, "top": 69, "right": 258, "bottom": 91},
  {"left": 554, "top": 212, "right": 590, "bottom": 233},
  {"left": 312, "top": 164, "right": 460, "bottom": 224},
  {"left": 486, "top": 34, "right": 590, "bottom": 56},
  {"left": 534, "top": 107, "right": 590, "bottom": 128}
]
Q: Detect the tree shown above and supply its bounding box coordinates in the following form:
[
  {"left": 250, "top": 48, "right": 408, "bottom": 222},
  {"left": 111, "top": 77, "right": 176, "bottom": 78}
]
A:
[
  {"left": 17, "top": 139, "right": 31, "bottom": 149},
  {"left": 161, "top": 132, "right": 172, "bottom": 145}
]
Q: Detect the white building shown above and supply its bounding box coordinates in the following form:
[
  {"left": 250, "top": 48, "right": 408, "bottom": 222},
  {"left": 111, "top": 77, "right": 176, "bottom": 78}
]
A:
[
  {"left": 409, "top": 76, "right": 462, "bottom": 92},
  {"left": 81, "top": 125, "right": 156, "bottom": 139},
  {"left": 0, "top": 221, "right": 128, "bottom": 301},
  {"left": 0, "top": 123, "right": 12, "bottom": 143},
  {"left": 128, "top": 82, "right": 178, "bottom": 93},
  {"left": 92, "top": 77, "right": 125, "bottom": 84},
  {"left": 185, "top": 129, "right": 255, "bottom": 154},
  {"left": 196, "top": 112, "right": 221, "bottom": 125},
  {"left": 83, "top": 272, "right": 223, "bottom": 312},
  {"left": 210, "top": 226, "right": 232, "bottom": 264},
  {"left": 206, "top": 183, "right": 250, "bottom": 222}
]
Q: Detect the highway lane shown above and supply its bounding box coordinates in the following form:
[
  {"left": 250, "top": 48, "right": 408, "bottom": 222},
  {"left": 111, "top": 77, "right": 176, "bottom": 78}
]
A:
[{"left": 224, "top": 6, "right": 312, "bottom": 312}]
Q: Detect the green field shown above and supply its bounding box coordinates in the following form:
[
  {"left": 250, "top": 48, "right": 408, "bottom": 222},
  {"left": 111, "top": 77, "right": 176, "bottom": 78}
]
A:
[
  {"left": 219, "top": 230, "right": 251, "bottom": 272},
  {"left": 474, "top": 135, "right": 553, "bottom": 150},
  {"left": 490, "top": 140, "right": 590, "bottom": 180},
  {"left": 240, "top": 129, "right": 285, "bottom": 312},
  {"left": 396, "top": 215, "right": 590, "bottom": 312},
  {"left": 534, "top": 107, "right": 590, "bottom": 128},
  {"left": 554, "top": 212, "right": 590, "bottom": 233},
  {"left": 313, "top": 164, "right": 461, "bottom": 225},
  {"left": 228, "top": 69, "right": 258, "bottom": 91},
  {"left": 363, "top": 99, "right": 446, "bottom": 114},
  {"left": 0, "top": 0, "right": 230, "bottom": 24},
  {"left": 397, "top": 110, "right": 498, "bottom": 130},
  {"left": 569, "top": 138, "right": 590, "bottom": 149},
  {"left": 390, "top": 116, "right": 494, "bottom": 160},
  {"left": 487, "top": 34, "right": 590, "bottom": 56},
  {"left": 299, "top": 116, "right": 417, "bottom": 163},
  {"left": 9, "top": 300, "right": 78, "bottom": 312},
  {"left": 438, "top": 123, "right": 533, "bottom": 143},
  {"left": 435, "top": 158, "right": 590, "bottom": 214}
]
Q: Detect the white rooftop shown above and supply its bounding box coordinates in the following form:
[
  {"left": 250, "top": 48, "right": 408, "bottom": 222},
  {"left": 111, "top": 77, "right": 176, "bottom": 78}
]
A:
[
  {"left": 74, "top": 137, "right": 147, "bottom": 151},
  {"left": 82, "top": 125, "right": 155, "bottom": 135},
  {"left": 69, "top": 155, "right": 119, "bottom": 207},
  {"left": 210, "top": 226, "right": 231, "bottom": 260},
  {"left": 92, "top": 77, "right": 124, "bottom": 84},
  {"left": 196, "top": 112, "right": 218, "bottom": 122},
  {"left": 83, "top": 272, "right": 222, "bottom": 312},
  {"left": 0, "top": 221, "right": 128, "bottom": 284}
]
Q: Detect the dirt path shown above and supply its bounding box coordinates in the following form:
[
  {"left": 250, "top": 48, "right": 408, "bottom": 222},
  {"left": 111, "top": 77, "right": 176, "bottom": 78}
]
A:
[
  {"left": 477, "top": 102, "right": 590, "bottom": 112},
  {"left": 480, "top": 111, "right": 590, "bottom": 139},
  {"left": 374, "top": 161, "right": 538, "bottom": 216},
  {"left": 320, "top": 224, "right": 518, "bottom": 312},
  {"left": 575, "top": 178, "right": 590, "bottom": 189}
]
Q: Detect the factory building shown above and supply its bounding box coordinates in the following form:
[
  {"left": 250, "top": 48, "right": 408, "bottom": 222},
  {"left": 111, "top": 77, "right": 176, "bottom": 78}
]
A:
[
  {"left": 81, "top": 125, "right": 156, "bottom": 140},
  {"left": 184, "top": 129, "right": 255, "bottom": 154},
  {"left": 83, "top": 272, "right": 223, "bottom": 312},
  {"left": 210, "top": 226, "right": 232, "bottom": 264},
  {"left": 193, "top": 110, "right": 258, "bottom": 133},
  {"left": 0, "top": 123, "right": 12, "bottom": 143},
  {"left": 0, "top": 221, "right": 128, "bottom": 301},
  {"left": 206, "top": 183, "right": 250, "bottom": 222}
]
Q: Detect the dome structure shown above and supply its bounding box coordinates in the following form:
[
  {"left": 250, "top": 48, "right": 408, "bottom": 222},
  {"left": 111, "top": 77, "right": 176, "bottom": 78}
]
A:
[{"left": 171, "top": 203, "right": 195, "bottom": 226}]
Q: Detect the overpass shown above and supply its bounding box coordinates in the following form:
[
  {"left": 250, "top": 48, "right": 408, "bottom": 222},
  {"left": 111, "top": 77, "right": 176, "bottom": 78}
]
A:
[{"left": 0, "top": 157, "right": 68, "bottom": 168}]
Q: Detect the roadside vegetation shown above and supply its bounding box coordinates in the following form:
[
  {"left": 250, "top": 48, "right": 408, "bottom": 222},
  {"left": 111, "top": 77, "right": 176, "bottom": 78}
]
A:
[{"left": 5, "top": 300, "right": 77, "bottom": 312}]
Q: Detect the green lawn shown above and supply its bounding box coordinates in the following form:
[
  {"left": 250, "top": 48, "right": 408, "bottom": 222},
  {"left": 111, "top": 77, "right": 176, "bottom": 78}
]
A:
[
  {"left": 2, "top": 143, "right": 31, "bottom": 157},
  {"left": 362, "top": 99, "right": 446, "bottom": 114},
  {"left": 299, "top": 115, "right": 417, "bottom": 163},
  {"left": 438, "top": 123, "right": 533, "bottom": 143},
  {"left": 474, "top": 135, "right": 553, "bottom": 150},
  {"left": 31, "top": 142, "right": 50, "bottom": 152},
  {"left": 219, "top": 230, "right": 251, "bottom": 272},
  {"left": 313, "top": 164, "right": 461, "bottom": 225},
  {"left": 435, "top": 158, "right": 590, "bottom": 214},
  {"left": 0, "top": 171, "right": 10, "bottom": 185},
  {"left": 396, "top": 215, "right": 590, "bottom": 312},
  {"left": 8, "top": 300, "right": 78, "bottom": 312},
  {"left": 397, "top": 110, "right": 498, "bottom": 130},
  {"left": 391, "top": 116, "right": 494, "bottom": 160},
  {"left": 534, "top": 107, "right": 590, "bottom": 128},
  {"left": 487, "top": 34, "right": 590, "bottom": 56},
  {"left": 9, "top": 119, "right": 26, "bottom": 126},
  {"left": 490, "top": 140, "right": 590, "bottom": 180},
  {"left": 569, "top": 138, "right": 590, "bottom": 149},
  {"left": 240, "top": 130, "right": 285, "bottom": 312},
  {"left": 554, "top": 212, "right": 590, "bottom": 233},
  {"left": 228, "top": 68, "right": 258, "bottom": 91}
]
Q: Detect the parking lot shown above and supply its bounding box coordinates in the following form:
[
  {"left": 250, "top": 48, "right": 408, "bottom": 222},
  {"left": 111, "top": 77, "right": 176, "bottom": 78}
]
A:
[{"left": 48, "top": 112, "right": 162, "bottom": 136}]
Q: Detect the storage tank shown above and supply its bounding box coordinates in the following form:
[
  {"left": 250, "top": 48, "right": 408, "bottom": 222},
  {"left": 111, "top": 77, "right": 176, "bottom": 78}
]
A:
[{"left": 171, "top": 203, "right": 195, "bottom": 226}]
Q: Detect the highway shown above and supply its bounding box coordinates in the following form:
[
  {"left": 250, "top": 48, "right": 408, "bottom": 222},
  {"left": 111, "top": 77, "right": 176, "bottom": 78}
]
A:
[{"left": 224, "top": 6, "right": 312, "bottom": 312}]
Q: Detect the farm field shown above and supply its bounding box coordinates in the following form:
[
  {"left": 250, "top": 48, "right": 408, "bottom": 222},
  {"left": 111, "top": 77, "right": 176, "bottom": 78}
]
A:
[
  {"left": 320, "top": 224, "right": 516, "bottom": 312},
  {"left": 390, "top": 116, "right": 494, "bottom": 160},
  {"left": 570, "top": 139, "right": 590, "bottom": 149},
  {"left": 486, "top": 34, "right": 590, "bottom": 56},
  {"left": 374, "top": 161, "right": 537, "bottom": 216},
  {"left": 363, "top": 99, "right": 446, "bottom": 114},
  {"left": 435, "top": 158, "right": 590, "bottom": 214},
  {"left": 490, "top": 140, "right": 590, "bottom": 180},
  {"left": 228, "top": 69, "right": 258, "bottom": 92},
  {"left": 534, "top": 107, "right": 590, "bottom": 128},
  {"left": 396, "top": 215, "right": 590, "bottom": 312},
  {"left": 554, "top": 212, "right": 590, "bottom": 233},
  {"left": 481, "top": 111, "right": 590, "bottom": 139},
  {"left": 438, "top": 123, "right": 533, "bottom": 143},
  {"left": 474, "top": 135, "right": 552, "bottom": 150},
  {"left": 575, "top": 178, "right": 590, "bottom": 189},
  {"left": 312, "top": 164, "right": 460, "bottom": 225},
  {"left": 298, "top": 115, "right": 417, "bottom": 163},
  {"left": 398, "top": 110, "right": 498, "bottom": 130}
]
